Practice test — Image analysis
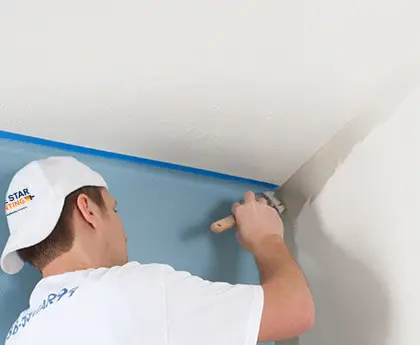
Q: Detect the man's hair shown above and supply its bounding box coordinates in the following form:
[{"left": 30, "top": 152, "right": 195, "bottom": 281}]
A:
[{"left": 17, "top": 186, "right": 106, "bottom": 270}]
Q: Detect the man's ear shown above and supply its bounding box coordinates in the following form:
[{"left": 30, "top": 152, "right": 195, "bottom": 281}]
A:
[{"left": 76, "top": 194, "right": 102, "bottom": 229}]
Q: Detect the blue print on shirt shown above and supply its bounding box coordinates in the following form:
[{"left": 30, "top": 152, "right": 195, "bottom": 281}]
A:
[{"left": 6, "top": 286, "right": 79, "bottom": 341}]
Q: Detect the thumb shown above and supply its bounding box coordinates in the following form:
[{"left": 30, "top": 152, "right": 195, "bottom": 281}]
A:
[{"left": 232, "top": 202, "right": 241, "bottom": 215}]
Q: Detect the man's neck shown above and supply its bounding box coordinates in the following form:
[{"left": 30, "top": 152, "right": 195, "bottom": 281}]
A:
[{"left": 41, "top": 251, "right": 106, "bottom": 278}]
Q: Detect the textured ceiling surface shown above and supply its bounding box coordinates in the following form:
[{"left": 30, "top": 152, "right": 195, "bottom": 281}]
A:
[{"left": 1, "top": 1, "right": 419, "bottom": 184}]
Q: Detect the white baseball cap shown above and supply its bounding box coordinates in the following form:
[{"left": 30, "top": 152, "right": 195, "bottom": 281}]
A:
[{"left": 1, "top": 156, "right": 108, "bottom": 274}]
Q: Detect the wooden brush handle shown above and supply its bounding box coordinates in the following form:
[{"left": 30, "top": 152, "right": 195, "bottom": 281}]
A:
[{"left": 210, "top": 215, "right": 236, "bottom": 233}]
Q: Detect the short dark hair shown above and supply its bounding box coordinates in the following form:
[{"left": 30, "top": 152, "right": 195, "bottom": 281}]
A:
[{"left": 17, "top": 186, "right": 105, "bottom": 270}]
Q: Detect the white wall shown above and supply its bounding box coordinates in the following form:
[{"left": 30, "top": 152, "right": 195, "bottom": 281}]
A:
[
  {"left": 282, "top": 90, "right": 419, "bottom": 344},
  {"left": 1, "top": 1, "right": 420, "bottom": 184}
]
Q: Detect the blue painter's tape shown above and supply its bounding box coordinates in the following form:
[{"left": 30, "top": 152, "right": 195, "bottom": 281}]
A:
[{"left": 0, "top": 130, "right": 279, "bottom": 190}]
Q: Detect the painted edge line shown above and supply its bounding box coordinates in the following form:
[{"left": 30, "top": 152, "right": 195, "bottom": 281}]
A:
[{"left": 0, "top": 130, "right": 279, "bottom": 190}]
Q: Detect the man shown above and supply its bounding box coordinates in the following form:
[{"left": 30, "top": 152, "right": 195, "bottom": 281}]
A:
[{"left": 1, "top": 156, "right": 314, "bottom": 344}]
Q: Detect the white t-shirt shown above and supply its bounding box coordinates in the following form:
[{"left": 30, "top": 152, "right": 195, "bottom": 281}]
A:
[{"left": 5, "top": 261, "right": 264, "bottom": 345}]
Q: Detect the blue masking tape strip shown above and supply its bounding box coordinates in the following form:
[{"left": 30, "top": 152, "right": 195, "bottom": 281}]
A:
[{"left": 0, "top": 130, "right": 279, "bottom": 190}]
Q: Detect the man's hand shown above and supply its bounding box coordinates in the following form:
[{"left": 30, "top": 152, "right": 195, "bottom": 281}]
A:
[{"left": 232, "top": 191, "right": 284, "bottom": 253}]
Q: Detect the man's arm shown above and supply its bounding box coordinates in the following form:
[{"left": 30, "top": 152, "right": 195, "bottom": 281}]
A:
[
  {"left": 232, "top": 191, "right": 314, "bottom": 342},
  {"left": 255, "top": 235, "right": 314, "bottom": 341},
  {"left": 160, "top": 191, "right": 313, "bottom": 345}
]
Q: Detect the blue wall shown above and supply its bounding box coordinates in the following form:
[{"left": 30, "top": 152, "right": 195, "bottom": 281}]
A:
[{"left": 0, "top": 135, "right": 276, "bottom": 344}]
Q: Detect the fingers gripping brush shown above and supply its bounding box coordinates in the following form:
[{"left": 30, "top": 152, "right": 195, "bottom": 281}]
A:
[{"left": 210, "top": 191, "right": 286, "bottom": 233}]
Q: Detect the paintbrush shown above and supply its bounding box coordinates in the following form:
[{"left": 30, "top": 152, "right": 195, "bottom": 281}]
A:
[{"left": 210, "top": 191, "right": 286, "bottom": 233}]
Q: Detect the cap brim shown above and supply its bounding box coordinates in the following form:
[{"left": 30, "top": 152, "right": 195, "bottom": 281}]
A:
[{"left": 0, "top": 247, "right": 25, "bottom": 274}]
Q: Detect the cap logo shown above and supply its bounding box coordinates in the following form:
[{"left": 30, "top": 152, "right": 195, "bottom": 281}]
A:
[{"left": 5, "top": 188, "right": 35, "bottom": 217}]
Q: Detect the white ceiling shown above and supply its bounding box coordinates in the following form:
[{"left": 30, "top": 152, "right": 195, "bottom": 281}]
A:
[{"left": 0, "top": 1, "right": 419, "bottom": 185}]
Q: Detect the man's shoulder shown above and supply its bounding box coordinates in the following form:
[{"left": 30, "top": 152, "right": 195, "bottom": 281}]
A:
[
  {"left": 116, "top": 261, "right": 174, "bottom": 273},
  {"left": 101, "top": 261, "right": 175, "bottom": 281}
]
